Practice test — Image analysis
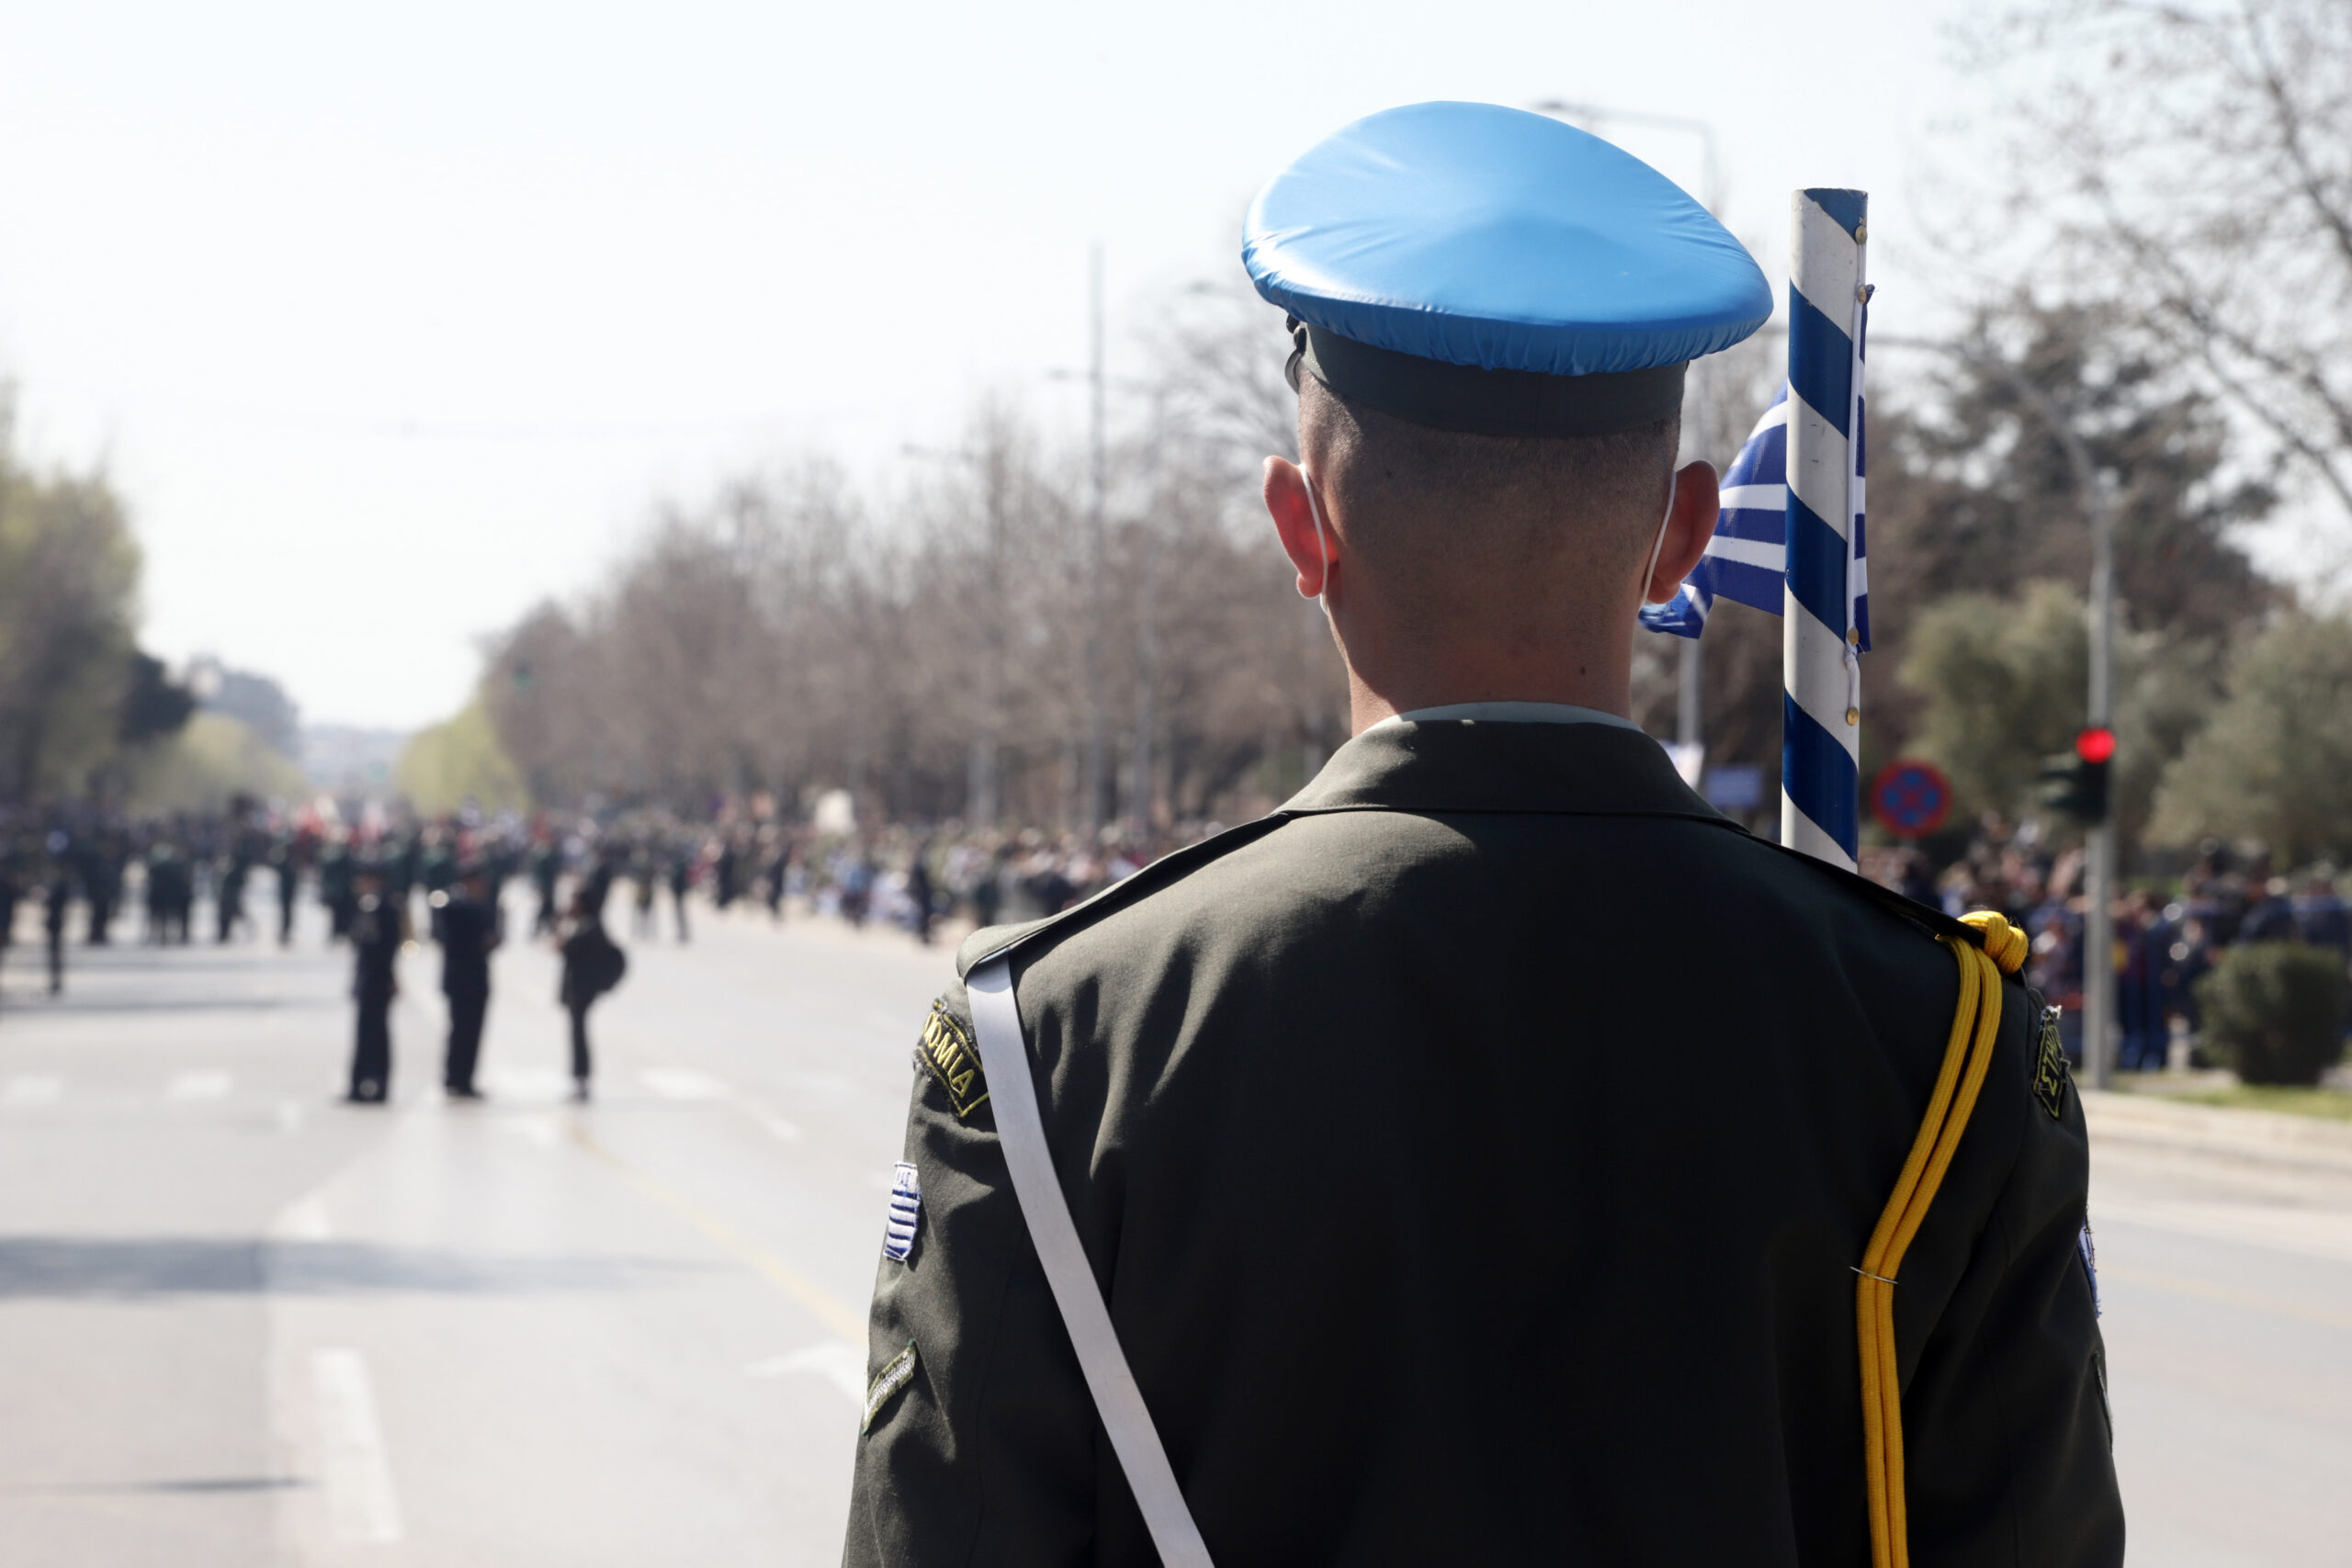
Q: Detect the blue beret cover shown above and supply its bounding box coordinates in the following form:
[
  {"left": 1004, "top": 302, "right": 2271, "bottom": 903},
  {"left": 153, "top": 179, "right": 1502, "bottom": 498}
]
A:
[{"left": 1244, "top": 102, "right": 1772, "bottom": 378}]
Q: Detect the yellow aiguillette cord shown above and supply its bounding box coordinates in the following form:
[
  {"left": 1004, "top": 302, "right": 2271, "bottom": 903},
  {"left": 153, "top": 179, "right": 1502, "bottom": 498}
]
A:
[{"left": 1857, "top": 910, "right": 2028, "bottom": 1568}]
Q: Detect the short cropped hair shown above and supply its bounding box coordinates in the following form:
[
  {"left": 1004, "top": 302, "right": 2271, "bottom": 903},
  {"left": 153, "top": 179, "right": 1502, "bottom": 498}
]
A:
[{"left": 1299, "top": 375, "right": 1680, "bottom": 591}]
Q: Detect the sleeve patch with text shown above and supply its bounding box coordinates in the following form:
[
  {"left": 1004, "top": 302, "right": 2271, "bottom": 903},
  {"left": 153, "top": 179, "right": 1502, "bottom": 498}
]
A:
[
  {"left": 915, "top": 1003, "right": 989, "bottom": 1118},
  {"left": 2031, "top": 997, "right": 2071, "bottom": 1120},
  {"left": 862, "top": 1341, "right": 920, "bottom": 1434}
]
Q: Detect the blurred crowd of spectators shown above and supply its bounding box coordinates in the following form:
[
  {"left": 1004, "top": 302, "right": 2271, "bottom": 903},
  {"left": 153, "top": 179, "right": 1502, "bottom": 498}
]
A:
[
  {"left": 22, "top": 794, "right": 2346, "bottom": 1086},
  {"left": 1869, "top": 818, "right": 2352, "bottom": 1071}
]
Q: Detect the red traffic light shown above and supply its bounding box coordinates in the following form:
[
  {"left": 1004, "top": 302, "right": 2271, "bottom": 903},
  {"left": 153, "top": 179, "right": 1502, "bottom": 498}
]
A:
[{"left": 2075, "top": 726, "right": 2116, "bottom": 764}]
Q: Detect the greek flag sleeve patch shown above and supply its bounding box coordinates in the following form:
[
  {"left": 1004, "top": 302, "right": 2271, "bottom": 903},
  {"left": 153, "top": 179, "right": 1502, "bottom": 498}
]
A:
[
  {"left": 862, "top": 1341, "right": 919, "bottom": 1434},
  {"left": 915, "top": 1002, "right": 989, "bottom": 1118},
  {"left": 882, "top": 1162, "right": 921, "bottom": 1262}
]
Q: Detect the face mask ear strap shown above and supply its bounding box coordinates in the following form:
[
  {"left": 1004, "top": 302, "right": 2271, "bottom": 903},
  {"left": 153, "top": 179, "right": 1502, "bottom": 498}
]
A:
[
  {"left": 1641, "top": 468, "right": 1682, "bottom": 608},
  {"left": 1296, "top": 465, "right": 1335, "bottom": 604}
]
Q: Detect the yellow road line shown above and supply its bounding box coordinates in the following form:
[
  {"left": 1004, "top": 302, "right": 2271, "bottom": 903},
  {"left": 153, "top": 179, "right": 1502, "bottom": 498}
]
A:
[
  {"left": 2101, "top": 1264, "right": 2352, "bottom": 1335},
  {"left": 568, "top": 1122, "right": 866, "bottom": 1341}
]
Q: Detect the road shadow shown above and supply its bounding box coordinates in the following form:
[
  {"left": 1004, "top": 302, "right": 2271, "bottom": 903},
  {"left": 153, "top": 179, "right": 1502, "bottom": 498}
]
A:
[
  {"left": 1, "top": 995, "right": 332, "bottom": 1014},
  {"left": 0, "top": 1236, "right": 699, "bottom": 1297}
]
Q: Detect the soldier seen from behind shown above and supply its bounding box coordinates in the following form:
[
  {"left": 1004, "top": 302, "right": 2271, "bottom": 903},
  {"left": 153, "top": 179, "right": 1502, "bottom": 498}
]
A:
[{"left": 845, "top": 104, "right": 2120, "bottom": 1568}]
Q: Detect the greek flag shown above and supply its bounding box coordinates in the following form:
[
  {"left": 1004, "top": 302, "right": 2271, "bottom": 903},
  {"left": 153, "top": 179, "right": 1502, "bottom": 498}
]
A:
[{"left": 1639, "top": 381, "right": 1871, "bottom": 651}]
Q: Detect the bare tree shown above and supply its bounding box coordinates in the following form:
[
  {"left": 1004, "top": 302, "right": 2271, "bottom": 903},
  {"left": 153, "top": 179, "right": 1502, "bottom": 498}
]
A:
[{"left": 1967, "top": 0, "right": 2352, "bottom": 533}]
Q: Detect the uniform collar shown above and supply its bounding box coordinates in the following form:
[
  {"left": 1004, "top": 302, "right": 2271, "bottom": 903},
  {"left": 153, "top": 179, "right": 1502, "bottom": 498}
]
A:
[
  {"left": 1369, "top": 700, "right": 1644, "bottom": 734},
  {"left": 1281, "top": 711, "right": 1731, "bottom": 822}
]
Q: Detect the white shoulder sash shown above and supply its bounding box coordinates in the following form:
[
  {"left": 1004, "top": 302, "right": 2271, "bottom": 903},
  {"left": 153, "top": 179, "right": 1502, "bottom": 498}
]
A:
[{"left": 964, "top": 955, "right": 1215, "bottom": 1568}]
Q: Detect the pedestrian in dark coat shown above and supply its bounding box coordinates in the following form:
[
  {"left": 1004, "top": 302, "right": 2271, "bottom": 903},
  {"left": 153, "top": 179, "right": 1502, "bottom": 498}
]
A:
[
  {"left": 433, "top": 864, "right": 502, "bottom": 1100},
  {"left": 0, "top": 857, "right": 18, "bottom": 983},
  {"left": 42, "top": 871, "right": 71, "bottom": 996},
  {"left": 666, "top": 849, "right": 692, "bottom": 942},
  {"left": 345, "top": 867, "right": 405, "bottom": 1103},
  {"left": 556, "top": 887, "right": 624, "bottom": 1101}
]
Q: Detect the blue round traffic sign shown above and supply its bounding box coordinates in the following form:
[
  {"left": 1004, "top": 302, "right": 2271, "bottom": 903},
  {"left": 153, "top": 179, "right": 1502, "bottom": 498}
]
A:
[{"left": 1871, "top": 760, "right": 1952, "bottom": 839}]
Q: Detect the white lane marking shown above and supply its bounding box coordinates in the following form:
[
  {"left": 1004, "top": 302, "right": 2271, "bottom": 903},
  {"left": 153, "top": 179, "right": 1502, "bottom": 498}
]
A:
[
  {"left": 747, "top": 1339, "right": 866, "bottom": 1405},
  {"left": 502, "top": 1114, "right": 560, "bottom": 1150},
  {"left": 4, "top": 1074, "right": 62, "bottom": 1106},
  {"left": 311, "top": 1349, "right": 402, "bottom": 1543},
  {"left": 275, "top": 1195, "right": 334, "bottom": 1242},
  {"left": 277, "top": 1099, "right": 306, "bottom": 1134},
  {"left": 169, "top": 1070, "right": 232, "bottom": 1100},
  {"left": 640, "top": 1067, "right": 731, "bottom": 1100}
]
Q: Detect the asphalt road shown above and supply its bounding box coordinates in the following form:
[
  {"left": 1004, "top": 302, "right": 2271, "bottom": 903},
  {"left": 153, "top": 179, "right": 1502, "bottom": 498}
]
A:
[{"left": 0, "top": 892, "right": 2345, "bottom": 1565}]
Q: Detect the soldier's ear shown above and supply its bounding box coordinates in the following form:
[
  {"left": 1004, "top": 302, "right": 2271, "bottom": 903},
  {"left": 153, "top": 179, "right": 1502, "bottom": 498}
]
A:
[
  {"left": 1263, "top": 457, "right": 1330, "bottom": 599},
  {"left": 1646, "top": 460, "right": 1719, "bottom": 605}
]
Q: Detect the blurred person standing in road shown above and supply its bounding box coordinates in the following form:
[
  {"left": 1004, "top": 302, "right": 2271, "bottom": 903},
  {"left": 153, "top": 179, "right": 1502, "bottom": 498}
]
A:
[
  {"left": 628, "top": 846, "right": 658, "bottom": 940},
  {"left": 345, "top": 863, "right": 406, "bottom": 1104},
  {"left": 214, "top": 848, "right": 249, "bottom": 944},
  {"left": 319, "top": 837, "right": 356, "bottom": 941},
  {"left": 530, "top": 831, "right": 563, "bottom": 937},
  {"left": 272, "top": 834, "right": 302, "bottom": 946},
  {"left": 906, "top": 842, "right": 935, "bottom": 946},
  {"left": 0, "top": 848, "right": 18, "bottom": 985},
  {"left": 556, "top": 881, "right": 624, "bottom": 1102},
  {"left": 432, "top": 863, "right": 502, "bottom": 1100},
  {"left": 666, "top": 844, "right": 692, "bottom": 942},
  {"left": 41, "top": 856, "right": 71, "bottom": 996},
  {"left": 846, "top": 105, "right": 2120, "bottom": 1567}
]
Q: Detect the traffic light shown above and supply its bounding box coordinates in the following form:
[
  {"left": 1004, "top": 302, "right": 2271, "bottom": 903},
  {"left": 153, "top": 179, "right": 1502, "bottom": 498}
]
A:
[{"left": 2038, "top": 726, "right": 2114, "bottom": 825}]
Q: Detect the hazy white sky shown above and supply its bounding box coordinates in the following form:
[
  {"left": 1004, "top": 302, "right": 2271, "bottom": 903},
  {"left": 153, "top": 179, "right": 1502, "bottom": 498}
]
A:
[{"left": 0, "top": 0, "right": 1987, "bottom": 729}]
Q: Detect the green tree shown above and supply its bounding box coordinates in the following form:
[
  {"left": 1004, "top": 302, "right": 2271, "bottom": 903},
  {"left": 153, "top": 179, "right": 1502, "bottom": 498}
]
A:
[
  {"left": 0, "top": 419, "right": 146, "bottom": 801},
  {"left": 1866, "top": 303, "right": 2275, "bottom": 766},
  {"left": 130, "top": 712, "right": 306, "bottom": 814},
  {"left": 1900, "top": 580, "right": 2216, "bottom": 844},
  {"left": 2149, "top": 614, "right": 2352, "bottom": 863},
  {"left": 398, "top": 698, "right": 528, "bottom": 814}
]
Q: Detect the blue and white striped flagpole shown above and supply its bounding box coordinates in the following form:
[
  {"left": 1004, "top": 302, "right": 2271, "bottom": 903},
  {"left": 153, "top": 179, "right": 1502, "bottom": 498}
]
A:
[{"left": 1781, "top": 188, "right": 1867, "bottom": 869}]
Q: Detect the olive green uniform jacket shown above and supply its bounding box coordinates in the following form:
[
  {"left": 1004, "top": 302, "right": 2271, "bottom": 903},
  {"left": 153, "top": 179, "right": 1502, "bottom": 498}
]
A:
[{"left": 845, "top": 718, "right": 2122, "bottom": 1566}]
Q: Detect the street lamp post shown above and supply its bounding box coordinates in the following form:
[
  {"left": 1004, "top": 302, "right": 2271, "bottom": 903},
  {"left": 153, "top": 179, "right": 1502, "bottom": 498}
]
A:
[
  {"left": 904, "top": 442, "right": 1008, "bottom": 829},
  {"left": 1083, "top": 245, "right": 1110, "bottom": 837}
]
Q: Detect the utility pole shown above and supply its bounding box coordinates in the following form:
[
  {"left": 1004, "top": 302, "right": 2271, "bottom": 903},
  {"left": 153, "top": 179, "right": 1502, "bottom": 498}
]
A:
[
  {"left": 974, "top": 446, "right": 1007, "bottom": 829},
  {"left": 1878, "top": 333, "right": 2119, "bottom": 1085},
  {"left": 1082, "top": 244, "right": 1109, "bottom": 836},
  {"left": 1130, "top": 383, "right": 1168, "bottom": 836},
  {"left": 2083, "top": 469, "right": 2119, "bottom": 1089},
  {"left": 906, "top": 440, "right": 1008, "bottom": 829}
]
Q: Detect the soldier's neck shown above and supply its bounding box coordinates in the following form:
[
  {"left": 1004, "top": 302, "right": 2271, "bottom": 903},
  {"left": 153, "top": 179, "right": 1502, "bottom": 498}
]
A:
[{"left": 1339, "top": 623, "right": 1635, "bottom": 736}]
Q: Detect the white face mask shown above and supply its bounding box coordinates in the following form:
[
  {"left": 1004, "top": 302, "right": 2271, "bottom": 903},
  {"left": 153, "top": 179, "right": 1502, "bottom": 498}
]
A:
[{"left": 1641, "top": 468, "right": 1681, "bottom": 607}]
